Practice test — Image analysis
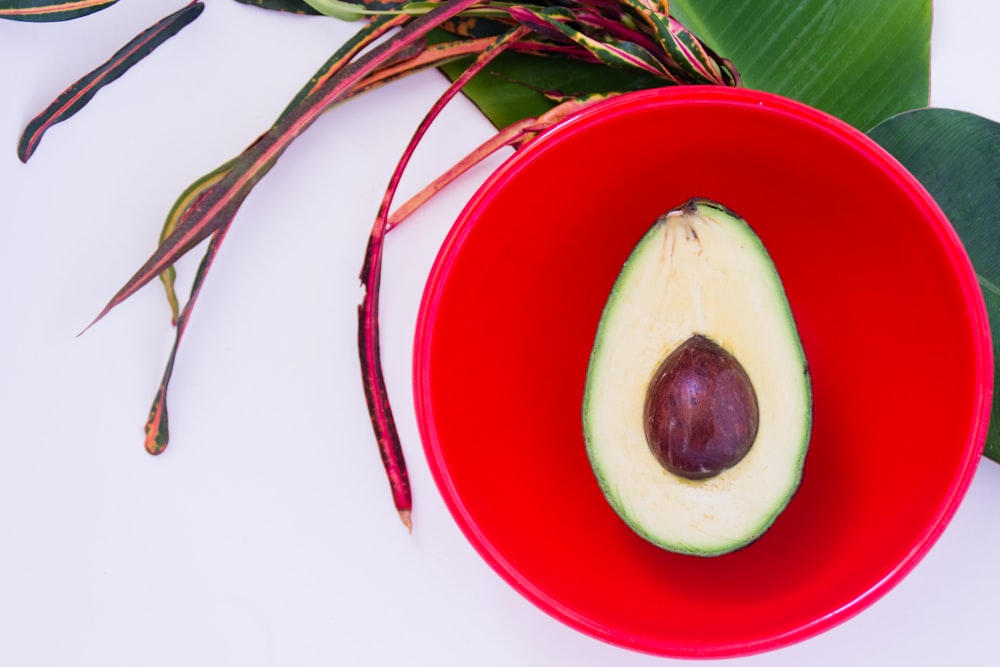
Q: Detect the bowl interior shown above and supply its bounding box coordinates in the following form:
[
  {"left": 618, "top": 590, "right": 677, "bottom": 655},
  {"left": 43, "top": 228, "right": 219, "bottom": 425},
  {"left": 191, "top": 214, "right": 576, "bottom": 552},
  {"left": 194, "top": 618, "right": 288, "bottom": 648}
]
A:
[{"left": 413, "top": 87, "right": 991, "bottom": 657}]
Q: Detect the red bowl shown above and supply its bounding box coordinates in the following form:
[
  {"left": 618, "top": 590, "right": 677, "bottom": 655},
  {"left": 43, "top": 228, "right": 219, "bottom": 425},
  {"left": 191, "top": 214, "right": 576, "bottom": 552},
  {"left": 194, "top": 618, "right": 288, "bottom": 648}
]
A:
[{"left": 412, "top": 87, "right": 994, "bottom": 658}]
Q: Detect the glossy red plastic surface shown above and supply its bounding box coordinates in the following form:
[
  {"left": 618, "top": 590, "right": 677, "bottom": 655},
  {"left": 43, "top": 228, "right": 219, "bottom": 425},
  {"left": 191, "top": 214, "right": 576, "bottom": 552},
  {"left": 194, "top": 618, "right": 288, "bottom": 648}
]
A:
[{"left": 412, "top": 88, "right": 994, "bottom": 658}]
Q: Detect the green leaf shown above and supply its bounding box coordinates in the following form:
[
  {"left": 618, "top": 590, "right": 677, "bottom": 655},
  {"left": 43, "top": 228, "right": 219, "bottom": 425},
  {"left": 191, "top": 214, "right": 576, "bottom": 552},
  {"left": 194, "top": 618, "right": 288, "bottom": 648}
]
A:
[
  {"left": 233, "top": 0, "right": 321, "bottom": 14},
  {"left": 303, "top": 0, "right": 364, "bottom": 21},
  {"left": 668, "top": 0, "right": 930, "bottom": 131},
  {"left": 434, "top": 41, "right": 667, "bottom": 130},
  {"left": 17, "top": 1, "right": 205, "bottom": 161},
  {"left": 0, "top": 0, "right": 118, "bottom": 22},
  {"left": 867, "top": 108, "right": 1000, "bottom": 460},
  {"left": 451, "top": 0, "right": 927, "bottom": 133}
]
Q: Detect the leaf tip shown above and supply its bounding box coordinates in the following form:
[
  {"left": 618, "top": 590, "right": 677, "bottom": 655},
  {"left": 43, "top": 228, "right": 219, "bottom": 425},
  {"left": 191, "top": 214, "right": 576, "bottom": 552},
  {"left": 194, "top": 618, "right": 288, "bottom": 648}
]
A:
[
  {"left": 144, "top": 388, "right": 170, "bottom": 456},
  {"left": 76, "top": 303, "right": 113, "bottom": 338}
]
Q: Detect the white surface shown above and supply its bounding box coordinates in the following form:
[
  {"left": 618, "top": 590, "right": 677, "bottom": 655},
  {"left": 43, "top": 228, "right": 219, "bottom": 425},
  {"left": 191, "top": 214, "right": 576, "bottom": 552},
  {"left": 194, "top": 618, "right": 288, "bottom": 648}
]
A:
[{"left": 0, "top": 1, "right": 998, "bottom": 665}]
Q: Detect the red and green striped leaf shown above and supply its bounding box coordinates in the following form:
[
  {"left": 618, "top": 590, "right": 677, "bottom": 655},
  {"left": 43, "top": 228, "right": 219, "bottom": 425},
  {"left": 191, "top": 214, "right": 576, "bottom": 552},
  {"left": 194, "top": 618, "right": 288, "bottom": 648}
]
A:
[
  {"left": 141, "top": 7, "right": 532, "bottom": 476},
  {"left": 156, "top": 23, "right": 495, "bottom": 322},
  {"left": 17, "top": 1, "right": 204, "bottom": 162},
  {"left": 508, "top": 5, "right": 673, "bottom": 79},
  {"left": 620, "top": 0, "right": 732, "bottom": 85},
  {"left": 663, "top": 14, "right": 736, "bottom": 84},
  {"left": 276, "top": 13, "right": 409, "bottom": 122},
  {"left": 157, "top": 159, "right": 236, "bottom": 325},
  {"left": 145, "top": 225, "right": 233, "bottom": 455},
  {"left": 88, "top": 0, "right": 482, "bottom": 329},
  {"left": 0, "top": 0, "right": 118, "bottom": 22},
  {"left": 504, "top": 5, "right": 574, "bottom": 43}
]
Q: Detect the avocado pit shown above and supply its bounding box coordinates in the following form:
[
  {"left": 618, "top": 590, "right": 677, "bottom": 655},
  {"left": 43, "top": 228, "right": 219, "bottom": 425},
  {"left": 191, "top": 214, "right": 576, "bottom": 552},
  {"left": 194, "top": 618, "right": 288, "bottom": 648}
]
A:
[{"left": 643, "top": 334, "right": 759, "bottom": 480}]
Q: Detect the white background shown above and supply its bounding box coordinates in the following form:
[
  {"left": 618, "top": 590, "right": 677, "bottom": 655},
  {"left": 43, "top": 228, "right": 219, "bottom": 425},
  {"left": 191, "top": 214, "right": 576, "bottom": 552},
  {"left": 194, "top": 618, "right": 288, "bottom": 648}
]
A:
[{"left": 1, "top": 1, "right": 998, "bottom": 665}]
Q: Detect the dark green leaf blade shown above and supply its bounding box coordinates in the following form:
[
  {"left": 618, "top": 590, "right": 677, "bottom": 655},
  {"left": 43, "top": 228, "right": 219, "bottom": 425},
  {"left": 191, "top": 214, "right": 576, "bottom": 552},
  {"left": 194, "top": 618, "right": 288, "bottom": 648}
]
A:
[
  {"left": 436, "top": 46, "right": 668, "bottom": 130},
  {"left": 868, "top": 108, "right": 1000, "bottom": 459},
  {"left": 669, "top": 0, "right": 930, "bottom": 131},
  {"left": 0, "top": 0, "right": 118, "bottom": 22},
  {"left": 17, "top": 1, "right": 204, "bottom": 162},
  {"left": 232, "top": 0, "right": 321, "bottom": 14}
]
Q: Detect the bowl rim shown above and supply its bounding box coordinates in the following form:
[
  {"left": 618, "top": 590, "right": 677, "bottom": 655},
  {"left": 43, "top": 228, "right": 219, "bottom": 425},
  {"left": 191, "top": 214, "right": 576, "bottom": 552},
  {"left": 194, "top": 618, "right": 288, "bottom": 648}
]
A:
[{"left": 412, "top": 85, "right": 995, "bottom": 658}]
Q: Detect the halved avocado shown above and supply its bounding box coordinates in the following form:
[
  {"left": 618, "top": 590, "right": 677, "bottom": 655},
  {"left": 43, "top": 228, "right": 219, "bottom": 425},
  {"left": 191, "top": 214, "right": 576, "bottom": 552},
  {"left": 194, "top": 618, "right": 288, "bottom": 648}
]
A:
[{"left": 583, "top": 198, "right": 811, "bottom": 557}]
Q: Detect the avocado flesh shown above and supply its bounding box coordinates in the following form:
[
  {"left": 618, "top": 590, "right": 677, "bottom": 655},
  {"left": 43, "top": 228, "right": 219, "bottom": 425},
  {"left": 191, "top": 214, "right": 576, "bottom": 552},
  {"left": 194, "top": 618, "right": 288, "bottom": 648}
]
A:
[{"left": 583, "top": 198, "right": 811, "bottom": 557}]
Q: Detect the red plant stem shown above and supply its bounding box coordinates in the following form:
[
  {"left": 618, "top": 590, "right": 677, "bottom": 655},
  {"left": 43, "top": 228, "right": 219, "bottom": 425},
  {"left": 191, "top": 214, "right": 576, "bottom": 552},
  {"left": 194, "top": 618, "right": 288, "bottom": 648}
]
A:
[
  {"left": 386, "top": 93, "right": 617, "bottom": 229},
  {"left": 386, "top": 117, "right": 538, "bottom": 229},
  {"left": 358, "top": 24, "right": 532, "bottom": 530}
]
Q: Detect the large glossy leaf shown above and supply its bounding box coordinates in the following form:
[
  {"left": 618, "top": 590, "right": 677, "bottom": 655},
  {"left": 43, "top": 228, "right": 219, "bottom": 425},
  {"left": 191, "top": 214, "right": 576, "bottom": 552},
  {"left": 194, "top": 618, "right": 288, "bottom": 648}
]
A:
[
  {"left": 668, "top": 0, "right": 930, "bottom": 131},
  {"left": 867, "top": 108, "right": 1000, "bottom": 460},
  {"left": 451, "top": 1, "right": 929, "bottom": 132},
  {"left": 250, "top": 3, "right": 918, "bottom": 151}
]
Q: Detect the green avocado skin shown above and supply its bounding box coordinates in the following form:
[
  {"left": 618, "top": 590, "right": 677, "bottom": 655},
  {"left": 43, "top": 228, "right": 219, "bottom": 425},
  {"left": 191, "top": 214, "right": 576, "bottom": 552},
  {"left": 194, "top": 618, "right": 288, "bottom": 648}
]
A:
[{"left": 582, "top": 198, "right": 812, "bottom": 557}]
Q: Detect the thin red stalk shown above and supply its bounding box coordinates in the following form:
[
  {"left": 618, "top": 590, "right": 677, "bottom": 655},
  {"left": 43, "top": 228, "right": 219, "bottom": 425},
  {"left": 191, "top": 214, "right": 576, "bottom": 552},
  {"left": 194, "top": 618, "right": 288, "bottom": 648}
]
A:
[
  {"left": 385, "top": 118, "right": 537, "bottom": 229},
  {"left": 385, "top": 93, "right": 615, "bottom": 229},
  {"left": 358, "top": 24, "right": 532, "bottom": 530}
]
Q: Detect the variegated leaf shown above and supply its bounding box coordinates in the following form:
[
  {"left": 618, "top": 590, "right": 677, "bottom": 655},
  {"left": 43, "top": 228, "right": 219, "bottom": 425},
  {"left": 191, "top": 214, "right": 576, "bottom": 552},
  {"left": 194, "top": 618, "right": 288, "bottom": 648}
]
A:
[
  {"left": 17, "top": 1, "right": 204, "bottom": 161},
  {"left": 88, "top": 0, "right": 481, "bottom": 331},
  {"left": 620, "top": 0, "right": 729, "bottom": 85},
  {"left": 509, "top": 5, "right": 674, "bottom": 79},
  {"left": 0, "top": 0, "right": 118, "bottom": 22},
  {"left": 157, "top": 159, "right": 236, "bottom": 325}
]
